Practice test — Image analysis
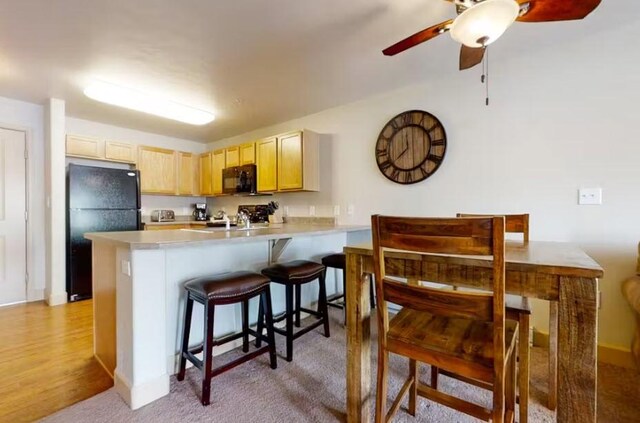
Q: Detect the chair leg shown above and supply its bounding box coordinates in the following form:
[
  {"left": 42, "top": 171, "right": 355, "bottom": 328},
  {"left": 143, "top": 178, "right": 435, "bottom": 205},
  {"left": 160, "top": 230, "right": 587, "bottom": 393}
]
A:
[
  {"left": 285, "top": 284, "right": 294, "bottom": 362},
  {"left": 255, "top": 293, "right": 264, "bottom": 348},
  {"left": 201, "top": 301, "right": 215, "bottom": 406},
  {"left": 262, "top": 287, "right": 278, "bottom": 369},
  {"left": 318, "top": 270, "right": 330, "bottom": 338},
  {"left": 506, "top": 346, "right": 517, "bottom": 421},
  {"left": 549, "top": 302, "right": 558, "bottom": 411},
  {"left": 375, "top": 348, "right": 389, "bottom": 423},
  {"left": 342, "top": 268, "right": 347, "bottom": 326},
  {"left": 431, "top": 366, "right": 439, "bottom": 389},
  {"left": 408, "top": 359, "right": 418, "bottom": 416},
  {"left": 177, "top": 292, "right": 194, "bottom": 381},
  {"left": 519, "top": 313, "right": 530, "bottom": 423},
  {"left": 241, "top": 299, "right": 249, "bottom": 353},
  {"left": 295, "top": 285, "right": 301, "bottom": 328}
]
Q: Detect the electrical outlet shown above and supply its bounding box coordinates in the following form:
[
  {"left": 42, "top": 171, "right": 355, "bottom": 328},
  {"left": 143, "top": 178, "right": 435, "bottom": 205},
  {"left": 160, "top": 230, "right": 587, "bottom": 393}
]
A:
[
  {"left": 333, "top": 205, "right": 340, "bottom": 216},
  {"left": 578, "top": 188, "right": 602, "bottom": 205},
  {"left": 284, "top": 206, "right": 289, "bottom": 216},
  {"left": 309, "top": 206, "right": 316, "bottom": 216},
  {"left": 347, "top": 205, "right": 355, "bottom": 216},
  {"left": 121, "top": 260, "right": 131, "bottom": 276}
]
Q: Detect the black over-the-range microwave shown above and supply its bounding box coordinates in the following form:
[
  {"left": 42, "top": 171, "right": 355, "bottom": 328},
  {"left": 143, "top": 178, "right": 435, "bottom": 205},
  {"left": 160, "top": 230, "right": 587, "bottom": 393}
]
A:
[{"left": 222, "top": 164, "right": 257, "bottom": 195}]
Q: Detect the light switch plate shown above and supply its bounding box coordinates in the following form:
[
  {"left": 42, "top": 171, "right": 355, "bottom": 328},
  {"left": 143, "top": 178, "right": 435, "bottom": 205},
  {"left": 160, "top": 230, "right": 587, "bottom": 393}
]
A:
[
  {"left": 309, "top": 206, "right": 316, "bottom": 216},
  {"left": 347, "top": 205, "right": 355, "bottom": 216},
  {"left": 121, "top": 259, "right": 131, "bottom": 276},
  {"left": 333, "top": 205, "right": 340, "bottom": 216},
  {"left": 578, "top": 188, "right": 602, "bottom": 205}
]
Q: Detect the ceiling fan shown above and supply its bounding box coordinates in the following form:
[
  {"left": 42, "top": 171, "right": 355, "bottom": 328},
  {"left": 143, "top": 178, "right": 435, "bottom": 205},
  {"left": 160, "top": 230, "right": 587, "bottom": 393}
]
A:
[{"left": 383, "top": 0, "right": 602, "bottom": 70}]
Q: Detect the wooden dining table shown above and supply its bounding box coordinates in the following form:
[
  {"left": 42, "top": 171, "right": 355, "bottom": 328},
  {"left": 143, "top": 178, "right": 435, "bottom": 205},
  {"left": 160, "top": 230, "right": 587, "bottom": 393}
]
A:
[{"left": 344, "top": 240, "right": 604, "bottom": 423}]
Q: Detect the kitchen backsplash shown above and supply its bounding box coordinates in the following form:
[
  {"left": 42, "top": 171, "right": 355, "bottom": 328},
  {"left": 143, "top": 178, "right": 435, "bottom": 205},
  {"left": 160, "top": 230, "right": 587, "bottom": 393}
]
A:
[{"left": 141, "top": 195, "right": 206, "bottom": 218}]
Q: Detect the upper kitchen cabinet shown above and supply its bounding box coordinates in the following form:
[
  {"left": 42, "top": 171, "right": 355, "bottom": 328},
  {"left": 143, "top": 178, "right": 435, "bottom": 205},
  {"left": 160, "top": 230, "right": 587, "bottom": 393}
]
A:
[
  {"left": 66, "top": 135, "right": 104, "bottom": 159},
  {"left": 199, "top": 152, "right": 213, "bottom": 196},
  {"left": 277, "top": 130, "right": 319, "bottom": 192},
  {"left": 225, "top": 146, "right": 240, "bottom": 168},
  {"left": 239, "top": 142, "right": 256, "bottom": 165},
  {"left": 256, "top": 137, "right": 277, "bottom": 192},
  {"left": 177, "top": 151, "right": 199, "bottom": 196},
  {"left": 212, "top": 149, "right": 226, "bottom": 195},
  {"left": 105, "top": 141, "right": 136, "bottom": 163},
  {"left": 137, "top": 146, "right": 177, "bottom": 194}
]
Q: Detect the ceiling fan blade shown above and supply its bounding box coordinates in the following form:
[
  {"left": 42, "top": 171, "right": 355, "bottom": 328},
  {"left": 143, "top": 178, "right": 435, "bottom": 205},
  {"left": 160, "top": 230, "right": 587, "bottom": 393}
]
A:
[
  {"left": 459, "top": 45, "right": 485, "bottom": 70},
  {"left": 383, "top": 19, "right": 454, "bottom": 56},
  {"left": 517, "top": 0, "right": 602, "bottom": 22}
]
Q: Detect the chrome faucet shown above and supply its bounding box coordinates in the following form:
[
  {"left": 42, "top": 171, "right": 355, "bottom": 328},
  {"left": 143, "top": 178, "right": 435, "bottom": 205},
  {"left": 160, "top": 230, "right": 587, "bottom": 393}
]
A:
[{"left": 238, "top": 209, "right": 251, "bottom": 229}]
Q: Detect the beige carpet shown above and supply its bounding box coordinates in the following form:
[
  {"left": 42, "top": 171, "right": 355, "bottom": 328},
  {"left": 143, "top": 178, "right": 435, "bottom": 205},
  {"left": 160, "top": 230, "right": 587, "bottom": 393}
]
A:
[{"left": 42, "top": 309, "right": 640, "bottom": 422}]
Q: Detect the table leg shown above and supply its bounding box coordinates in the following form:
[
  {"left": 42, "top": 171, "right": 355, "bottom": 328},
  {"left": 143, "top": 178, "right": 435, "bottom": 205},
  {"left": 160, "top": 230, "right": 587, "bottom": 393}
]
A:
[
  {"left": 346, "top": 252, "right": 372, "bottom": 423},
  {"left": 558, "top": 276, "right": 598, "bottom": 423}
]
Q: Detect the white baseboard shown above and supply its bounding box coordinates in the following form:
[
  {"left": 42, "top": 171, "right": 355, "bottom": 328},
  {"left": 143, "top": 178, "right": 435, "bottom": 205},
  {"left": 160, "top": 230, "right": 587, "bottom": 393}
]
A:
[
  {"left": 114, "top": 369, "right": 170, "bottom": 410},
  {"left": 45, "top": 291, "right": 67, "bottom": 306}
]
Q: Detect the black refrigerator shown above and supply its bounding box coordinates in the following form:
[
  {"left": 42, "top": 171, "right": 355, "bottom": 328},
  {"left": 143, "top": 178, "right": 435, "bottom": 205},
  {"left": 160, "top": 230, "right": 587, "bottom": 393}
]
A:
[{"left": 66, "top": 164, "right": 141, "bottom": 302}]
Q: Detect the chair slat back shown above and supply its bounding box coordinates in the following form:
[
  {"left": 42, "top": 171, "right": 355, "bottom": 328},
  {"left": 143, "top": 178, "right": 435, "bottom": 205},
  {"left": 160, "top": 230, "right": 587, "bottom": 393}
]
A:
[
  {"left": 456, "top": 213, "right": 529, "bottom": 242},
  {"left": 371, "top": 215, "right": 506, "bottom": 325}
]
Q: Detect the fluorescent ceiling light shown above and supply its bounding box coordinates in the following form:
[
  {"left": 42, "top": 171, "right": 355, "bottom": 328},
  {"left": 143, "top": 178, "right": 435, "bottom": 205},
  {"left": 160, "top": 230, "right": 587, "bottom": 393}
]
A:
[
  {"left": 450, "top": 0, "right": 519, "bottom": 48},
  {"left": 84, "top": 81, "right": 215, "bottom": 125}
]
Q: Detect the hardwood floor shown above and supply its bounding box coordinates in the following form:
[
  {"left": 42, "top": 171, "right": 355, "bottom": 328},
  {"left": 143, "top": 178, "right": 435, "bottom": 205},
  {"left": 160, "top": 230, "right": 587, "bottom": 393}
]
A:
[{"left": 0, "top": 300, "right": 113, "bottom": 422}]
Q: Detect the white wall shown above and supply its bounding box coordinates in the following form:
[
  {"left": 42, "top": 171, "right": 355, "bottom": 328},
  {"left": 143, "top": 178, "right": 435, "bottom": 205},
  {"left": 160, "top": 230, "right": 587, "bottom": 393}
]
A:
[
  {"left": 0, "top": 96, "right": 46, "bottom": 300},
  {"left": 207, "top": 21, "right": 640, "bottom": 350},
  {"left": 66, "top": 117, "right": 207, "bottom": 216}
]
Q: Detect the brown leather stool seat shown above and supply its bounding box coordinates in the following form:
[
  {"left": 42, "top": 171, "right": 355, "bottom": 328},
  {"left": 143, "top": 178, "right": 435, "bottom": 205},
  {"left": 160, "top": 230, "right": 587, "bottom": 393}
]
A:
[
  {"left": 321, "top": 253, "right": 376, "bottom": 324},
  {"left": 258, "top": 260, "right": 329, "bottom": 361},
  {"left": 178, "top": 271, "right": 277, "bottom": 406}
]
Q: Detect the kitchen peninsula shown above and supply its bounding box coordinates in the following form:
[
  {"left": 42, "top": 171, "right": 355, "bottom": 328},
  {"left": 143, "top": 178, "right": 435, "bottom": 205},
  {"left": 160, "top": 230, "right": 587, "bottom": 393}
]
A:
[{"left": 85, "top": 223, "right": 369, "bottom": 410}]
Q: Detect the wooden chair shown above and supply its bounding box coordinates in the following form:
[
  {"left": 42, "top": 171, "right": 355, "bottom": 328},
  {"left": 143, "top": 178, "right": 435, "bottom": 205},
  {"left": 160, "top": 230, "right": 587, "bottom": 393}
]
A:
[
  {"left": 372, "top": 215, "right": 518, "bottom": 423},
  {"left": 456, "top": 213, "right": 551, "bottom": 420}
]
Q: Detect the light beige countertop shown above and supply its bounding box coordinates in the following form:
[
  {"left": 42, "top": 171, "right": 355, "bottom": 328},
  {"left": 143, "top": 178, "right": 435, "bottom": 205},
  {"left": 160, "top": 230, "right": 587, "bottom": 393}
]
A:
[{"left": 85, "top": 223, "right": 369, "bottom": 250}]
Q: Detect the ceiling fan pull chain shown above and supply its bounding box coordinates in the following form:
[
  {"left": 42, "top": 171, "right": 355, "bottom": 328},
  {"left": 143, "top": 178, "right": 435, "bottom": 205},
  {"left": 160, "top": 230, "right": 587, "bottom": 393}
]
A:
[{"left": 484, "top": 46, "right": 490, "bottom": 106}]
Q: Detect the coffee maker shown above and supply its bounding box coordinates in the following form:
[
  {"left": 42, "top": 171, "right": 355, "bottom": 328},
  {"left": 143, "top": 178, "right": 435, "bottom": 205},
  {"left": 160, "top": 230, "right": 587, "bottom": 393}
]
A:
[{"left": 193, "top": 203, "right": 207, "bottom": 221}]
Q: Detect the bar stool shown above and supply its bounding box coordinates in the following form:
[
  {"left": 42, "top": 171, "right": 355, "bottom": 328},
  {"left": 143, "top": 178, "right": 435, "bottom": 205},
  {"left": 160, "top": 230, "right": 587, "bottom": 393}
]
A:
[
  {"left": 257, "top": 260, "right": 329, "bottom": 362},
  {"left": 321, "top": 253, "right": 376, "bottom": 324},
  {"left": 177, "top": 271, "right": 277, "bottom": 406}
]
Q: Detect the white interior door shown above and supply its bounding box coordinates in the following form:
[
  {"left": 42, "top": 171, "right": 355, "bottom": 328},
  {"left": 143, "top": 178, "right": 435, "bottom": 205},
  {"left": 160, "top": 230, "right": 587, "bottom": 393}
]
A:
[{"left": 0, "top": 128, "right": 26, "bottom": 306}]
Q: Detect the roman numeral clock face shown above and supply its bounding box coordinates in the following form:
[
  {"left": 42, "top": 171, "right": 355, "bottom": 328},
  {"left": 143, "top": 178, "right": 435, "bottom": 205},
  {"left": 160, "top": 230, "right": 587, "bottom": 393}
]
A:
[{"left": 375, "top": 110, "right": 447, "bottom": 185}]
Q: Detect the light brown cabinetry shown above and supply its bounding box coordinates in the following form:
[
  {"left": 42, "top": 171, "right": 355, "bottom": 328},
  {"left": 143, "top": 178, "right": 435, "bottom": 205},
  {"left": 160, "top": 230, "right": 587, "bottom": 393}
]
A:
[
  {"left": 66, "top": 135, "right": 103, "bottom": 159},
  {"left": 212, "top": 149, "right": 226, "bottom": 195},
  {"left": 256, "top": 137, "right": 278, "bottom": 192},
  {"left": 177, "top": 152, "right": 198, "bottom": 196},
  {"left": 254, "top": 130, "right": 319, "bottom": 193},
  {"left": 225, "top": 146, "right": 240, "bottom": 168},
  {"left": 199, "top": 152, "right": 213, "bottom": 196},
  {"left": 239, "top": 142, "right": 256, "bottom": 165},
  {"left": 105, "top": 141, "right": 136, "bottom": 163},
  {"left": 277, "top": 132, "right": 304, "bottom": 191},
  {"left": 137, "top": 146, "right": 177, "bottom": 194}
]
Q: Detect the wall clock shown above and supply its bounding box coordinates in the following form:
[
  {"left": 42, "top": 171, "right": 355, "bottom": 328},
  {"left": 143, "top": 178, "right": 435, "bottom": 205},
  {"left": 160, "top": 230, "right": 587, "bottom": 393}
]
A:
[{"left": 375, "top": 110, "right": 447, "bottom": 184}]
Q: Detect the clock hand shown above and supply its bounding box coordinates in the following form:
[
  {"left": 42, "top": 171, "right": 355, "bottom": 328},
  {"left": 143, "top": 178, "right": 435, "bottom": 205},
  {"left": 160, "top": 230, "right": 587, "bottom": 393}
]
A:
[{"left": 397, "top": 146, "right": 409, "bottom": 160}]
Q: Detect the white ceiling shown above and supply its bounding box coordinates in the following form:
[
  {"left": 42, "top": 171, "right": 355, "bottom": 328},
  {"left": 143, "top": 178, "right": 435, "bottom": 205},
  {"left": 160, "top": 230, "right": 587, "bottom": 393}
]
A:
[{"left": 0, "top": 0, "right": 615, "bottom": 142}]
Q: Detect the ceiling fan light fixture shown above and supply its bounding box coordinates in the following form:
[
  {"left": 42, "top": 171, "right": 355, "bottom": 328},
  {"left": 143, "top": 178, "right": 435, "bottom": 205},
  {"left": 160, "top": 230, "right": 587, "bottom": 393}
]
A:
[
  {"left": 450, "top": 0, "right": 519, "bottom": 48},
  {"left": 84, "top": 81, "right": 215, "bottom": 126}
]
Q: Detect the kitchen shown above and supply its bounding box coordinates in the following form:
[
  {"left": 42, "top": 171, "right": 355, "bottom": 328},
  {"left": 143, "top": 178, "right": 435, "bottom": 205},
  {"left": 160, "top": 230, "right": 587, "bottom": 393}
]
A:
[{"left": 0, "top": 1, "right": 639, "bottom": 422}]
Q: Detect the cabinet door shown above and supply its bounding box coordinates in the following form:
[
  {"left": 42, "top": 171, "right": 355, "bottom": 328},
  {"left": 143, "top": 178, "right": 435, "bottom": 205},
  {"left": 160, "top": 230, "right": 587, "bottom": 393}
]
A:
[
  {"left": 137, "top": 146, "right": 177, "bottom": 194},
  {"left": 105, "top": 141, "right": 136, "bottom": 163},
  {"left": 256, "top": 137, "right": 277, "bottom": 192},
  {"left": 277, "top": 132, "right": 303, "bottom": 190},
  {"left": 239, "top": 142, "right": 256, "bottom": 165},
  {"left": 66, "top": 135, "right": 103, "bottom": 159},
  {"left": 177, "top": 152, "right": 196, "bottom": 195},
  {"left": 212, "top": 149, "right": 226, "bottom": 194},
  {"left": 199, "top": 153, "right": 213, "bottom": 195},
  {"left": 225, "top": 146, "right": 239, "bottom": 168}
]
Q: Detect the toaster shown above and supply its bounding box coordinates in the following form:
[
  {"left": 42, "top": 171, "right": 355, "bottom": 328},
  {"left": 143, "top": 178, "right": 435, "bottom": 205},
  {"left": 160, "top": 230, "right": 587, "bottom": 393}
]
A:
[{"left": 150, "top": 209, "right": 175, "bottom": 222}]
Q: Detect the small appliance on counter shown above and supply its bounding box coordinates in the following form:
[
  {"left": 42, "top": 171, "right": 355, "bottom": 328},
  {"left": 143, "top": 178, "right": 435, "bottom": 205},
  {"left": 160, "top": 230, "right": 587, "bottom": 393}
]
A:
[
  {"left": 193, "top": 203, "right": 208, "bottom": 221},
  {"left": 150, "top": 209, "right": 176, "bottom": 222}
]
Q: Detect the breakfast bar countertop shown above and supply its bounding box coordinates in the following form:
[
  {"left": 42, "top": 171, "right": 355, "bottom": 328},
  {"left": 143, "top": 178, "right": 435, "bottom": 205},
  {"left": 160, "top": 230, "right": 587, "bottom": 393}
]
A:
[{"left": 85, "top": 223, "right": 369, "bottom": 250}]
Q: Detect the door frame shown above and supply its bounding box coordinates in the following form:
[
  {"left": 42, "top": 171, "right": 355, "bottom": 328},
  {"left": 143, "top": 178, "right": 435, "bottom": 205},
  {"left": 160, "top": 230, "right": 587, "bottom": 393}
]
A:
[{"left": 0, "top": 123, "right": 32, "bottom": 304}]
